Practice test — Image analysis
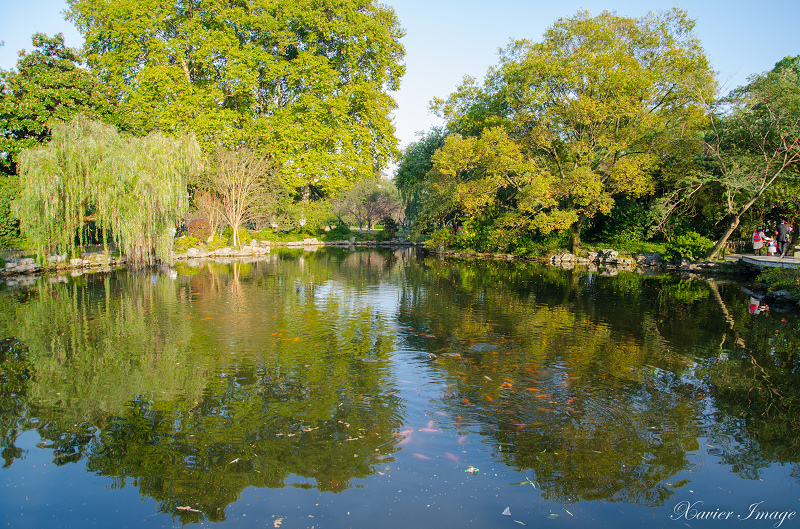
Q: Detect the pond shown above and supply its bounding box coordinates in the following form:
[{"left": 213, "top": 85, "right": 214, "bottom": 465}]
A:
[{"left": 1, "top": 248, "right": 799, "bottom": 528}]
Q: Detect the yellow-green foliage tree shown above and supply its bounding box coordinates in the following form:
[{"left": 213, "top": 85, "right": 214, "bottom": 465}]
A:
[
  {"left": 14, "top": 115, "right": 202, "bottom": 264},
  {"left": 66, "top": 0, "right": 405, "bottom": 198},
  {"left": 431, "top": 9, "right": 716, "bottom": 251}
]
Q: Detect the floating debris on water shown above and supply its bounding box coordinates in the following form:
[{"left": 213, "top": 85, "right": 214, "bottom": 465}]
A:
[
  {"left": 465, "top": 466, "right": 480, "bottom": 475},
  {"left": 502, "top": 507, "right": 511, "bottom": 516}
]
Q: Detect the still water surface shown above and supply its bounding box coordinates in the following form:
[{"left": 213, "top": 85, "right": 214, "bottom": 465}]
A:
[{"left": 1, "top": 248, "right": 799, "bottom": 528}]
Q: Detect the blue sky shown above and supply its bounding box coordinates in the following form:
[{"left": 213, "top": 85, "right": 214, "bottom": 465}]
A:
[{"left": 2, "top": 0, "right": 799, "bottom": 155}]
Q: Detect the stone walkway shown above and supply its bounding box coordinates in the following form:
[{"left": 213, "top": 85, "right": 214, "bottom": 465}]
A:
[{"left": 727, "top": 253, "right": 800, "bottom": 269}]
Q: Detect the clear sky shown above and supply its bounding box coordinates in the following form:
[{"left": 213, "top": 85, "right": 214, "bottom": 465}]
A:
[{"left": 2, "top": 0, "right": 799, "bottom": 157}]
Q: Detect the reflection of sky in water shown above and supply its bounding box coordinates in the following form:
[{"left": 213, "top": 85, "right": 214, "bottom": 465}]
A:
[{"left": 314, "top": 280, "right": 403, "bottom": 320}]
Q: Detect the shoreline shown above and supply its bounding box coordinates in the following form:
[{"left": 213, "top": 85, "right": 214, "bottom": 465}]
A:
[{"left": 4, "top": 242, "right": 796, "bottom": 307}]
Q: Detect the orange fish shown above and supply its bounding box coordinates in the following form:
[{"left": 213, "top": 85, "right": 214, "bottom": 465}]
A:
[
  {"left": 394, "top": 429, "right": 413, "bottom": 436},
  {"left": 444, "top": 452, "right": 459, "bottom": 462},
  {"left": 413, "top": 453, "right": 431, "bottom": 460},
  {"left": 462, "top": 397, "right": 470, "bottom": 404},
  {"left": 484, "top": 395, "right": 494, "bottom": 403},
  {"left": 419, "top": 428, "right": 439, "bottom": 433},
  {"left": 535, "top": 394, "right": 551, "bottom": 399},
  {"left": 457, "top": 436, "right": 468, "bottom": 444}
]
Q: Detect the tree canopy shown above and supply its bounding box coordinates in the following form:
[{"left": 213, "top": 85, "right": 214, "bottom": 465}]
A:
[
  {"left": 14, "top": 115, "right": 202, "bottom": 263},
  {"left": 426, "top": 9, "right": 716, "bottom": 251},
  {"left": 0, "top": 33, "right": 115, "bottom": 176},
  {"left": 66, "top": 0, "right": 406, "bottom": 195}
]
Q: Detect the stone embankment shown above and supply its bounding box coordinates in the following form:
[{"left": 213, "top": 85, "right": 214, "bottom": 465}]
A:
[
  {"left": 1, "top": 252, "right": 125, "bottom": 287},
  {"left": 173, "top": 237, "right": 418, "bottom": 260},
  {"left": 1, "top": 237, "right": 421, "bottom": 283},
  {"left": 430, "top": 247, "right": 742, "bottom": 276},
  {"left": 549, "top": 250, "right": 736, "bottom": 274}
]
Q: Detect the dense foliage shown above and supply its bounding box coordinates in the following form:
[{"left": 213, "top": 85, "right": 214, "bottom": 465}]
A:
[
  {"left": 415, "top": 9, "right": 716, "bottom": 252},
  {"left": 65, "top": 0, "right": 405, "bottom": 197}
]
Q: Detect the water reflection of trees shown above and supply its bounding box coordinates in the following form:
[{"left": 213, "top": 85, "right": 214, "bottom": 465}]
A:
[
  {"left": 0, "top": 255, "right": 406, "bottom": 522},
  {"left": 704, "top": 287, "right": 800, "bottom": 480},
  {"left": 397, "top": 257, "right": 799, "bottom": 505},
  {"left": 3, "top": 250, "right": 800, "bottom": 517}
]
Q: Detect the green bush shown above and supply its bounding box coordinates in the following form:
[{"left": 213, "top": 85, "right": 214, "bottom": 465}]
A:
[
  {"left": 173, "top": 235, "right": 199, "bottom": 254},
  {"left": 222, "top": 226, "right": 252, "bottom": 247},
  {"left": 664, "top": 232, "right": 714, "bottom": 261},
  {"left": 206, "top": 235, "right": 228, "bottom": 251},
  {"left": 377, "top": 217, "right": 398, "bottom": 241},
  {"left": 758, "top": 268, "right": 800, "bottom": 302},
  {"left": 424, "top": 228, "right": 455, "bottom": 249},
  {"left": 323, "top": 224, "right": 352, "bottom": 240}
]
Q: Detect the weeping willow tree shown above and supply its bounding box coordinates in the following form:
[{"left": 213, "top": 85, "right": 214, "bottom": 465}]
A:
[{"left": 14, "top": 115, "right": 202, "bottom": 265}]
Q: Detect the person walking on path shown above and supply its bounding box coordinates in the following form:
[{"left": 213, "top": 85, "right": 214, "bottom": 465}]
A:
[
  {"left": 776, "top": 219, "right": 793, "bottom": 257},
  {"left": 752, "top": 227, "right": 769, "bottom": 256}
]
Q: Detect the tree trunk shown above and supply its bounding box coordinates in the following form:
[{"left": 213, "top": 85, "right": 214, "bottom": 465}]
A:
[
  {"left": 568, "top": 215, "right": 586, "bottom": 253},
  {"left": 707, "top": 216, "right": 740, "bottom": 260},
  {"left": 300, "top": 185, "right": 310, "bottom": 227}
]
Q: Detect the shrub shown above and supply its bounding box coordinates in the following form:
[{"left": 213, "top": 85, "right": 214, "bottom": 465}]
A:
[
  {"left": 664, "top": 231, "right": 714, "bottom": 261},
  {"left": 206, "top": 235, "right": 228, "bottom": 251},
  {"left": 424, "top": 228, "right": 455, "bottom": 249},
  {"left": 323, "top": 224, "right": 352, "bottom": 241},
  {"left": 188, "top": 218, "right": 212, "bottom": 241},
  {"left": 382, "top": 217, "right": 398, "bottom": 238},
  {"left": 758, "top": 268, "right": 800, "bottom": 302},
  {"left": 222, "top": 226, "right": 252, "bottom": 247},
  {"left": 173, "top": 235, "right": 199, "bottom": 254}
]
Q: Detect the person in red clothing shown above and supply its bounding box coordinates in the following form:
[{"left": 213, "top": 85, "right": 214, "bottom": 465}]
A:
[{"left": 752, "top": 227, "right": 769, "bottom": 255}]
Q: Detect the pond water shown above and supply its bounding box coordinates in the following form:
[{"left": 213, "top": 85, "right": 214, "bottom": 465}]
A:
[{"left": 1, "top": 248, "right": 799, "bottom": 528}]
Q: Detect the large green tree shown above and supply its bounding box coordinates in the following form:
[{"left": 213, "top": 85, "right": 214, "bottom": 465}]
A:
[
  {"left": 431, "top": 9, "right": 716, "bottom": 251},
  {"left": 14, "top": 115, "right": 202, "bottom": 264},
  {"left": 66, "top": 0, "right": 406, "bottom": 196},
  {"left": 0, "top": 33, "right": 115, "bottom": 175}
]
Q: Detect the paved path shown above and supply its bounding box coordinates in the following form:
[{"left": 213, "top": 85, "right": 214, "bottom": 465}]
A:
[{"left": 726, "top": 253, "right": 800, "bottom": 269}]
